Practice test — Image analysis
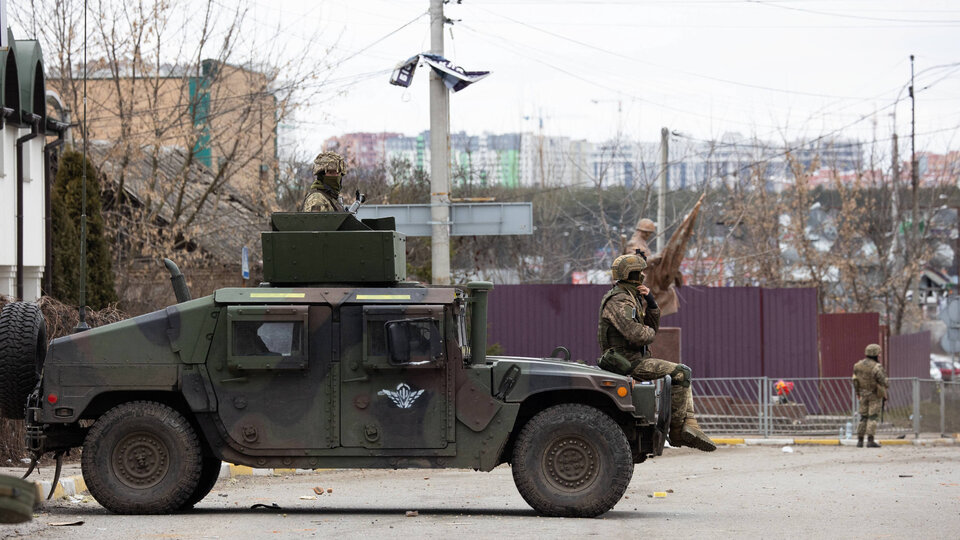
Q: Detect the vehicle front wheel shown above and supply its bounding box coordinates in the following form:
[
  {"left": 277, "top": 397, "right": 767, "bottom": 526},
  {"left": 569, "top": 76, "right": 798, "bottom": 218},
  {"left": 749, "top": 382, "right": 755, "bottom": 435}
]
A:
[
  {"left": 82, "top": 401, "right": 202, "bottom": 514},
  {"left": 511, "top": 403, "right": 633, "bottom": 518}
]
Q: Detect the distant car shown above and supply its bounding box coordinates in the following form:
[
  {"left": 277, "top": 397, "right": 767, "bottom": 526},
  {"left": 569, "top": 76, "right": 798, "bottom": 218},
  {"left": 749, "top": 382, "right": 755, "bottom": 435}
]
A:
[
  {"left": 933, "top": 359, "right": 954, "bottom": 381},
  {"left": 930, "top": 360, "right": 944, "bottom": 382}
]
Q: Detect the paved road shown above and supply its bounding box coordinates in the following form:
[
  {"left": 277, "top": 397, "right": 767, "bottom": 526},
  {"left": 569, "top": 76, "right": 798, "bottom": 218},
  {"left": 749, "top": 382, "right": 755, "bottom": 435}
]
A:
[{"left": 3, "top": 445, "right": 959, "bottom": 539}]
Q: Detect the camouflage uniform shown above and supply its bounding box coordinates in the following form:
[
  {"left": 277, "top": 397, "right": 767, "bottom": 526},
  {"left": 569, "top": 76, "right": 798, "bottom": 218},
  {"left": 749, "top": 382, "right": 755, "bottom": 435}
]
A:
[
  {"left": 597, "top": 254, "right": 715, "bottom": 452},
  {"left": 302, "top": 152, "right": 346, "bottom": 212},
  {"left": 853, "top": 343, "right": 888, "bottom": 447}
]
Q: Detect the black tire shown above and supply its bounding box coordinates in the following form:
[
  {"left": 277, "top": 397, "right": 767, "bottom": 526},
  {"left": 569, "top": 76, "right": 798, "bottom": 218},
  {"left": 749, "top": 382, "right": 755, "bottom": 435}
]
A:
[
  {"left": 181, "top": 450, "right": 221, "bottom": 510},
  {"left": 511, "top": 404, "right": 634, "bottom": 518},
  {"left": 0, "top": 302, "right": 46, "bottom": 419},
  {"left": 82, "top": 401, "right": 202, "bottom": 514}
]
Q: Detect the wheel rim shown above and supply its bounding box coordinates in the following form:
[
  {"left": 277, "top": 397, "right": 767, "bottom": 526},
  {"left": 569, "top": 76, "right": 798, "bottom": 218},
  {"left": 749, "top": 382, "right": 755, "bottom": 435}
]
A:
[
  {"left": 112, "top": 431, "right": 170, "bottom": 489},
  {"left": 541, "top": 435, "right": 599, "bottom": 492}
]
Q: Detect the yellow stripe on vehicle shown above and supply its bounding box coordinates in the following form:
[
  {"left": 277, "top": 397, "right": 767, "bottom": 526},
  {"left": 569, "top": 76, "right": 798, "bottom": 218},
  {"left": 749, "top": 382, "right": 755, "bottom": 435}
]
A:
[
  {"left": 356, "top": 294, "right": 412, "bottom": 300},
  {"left": 250, "top": 293, "right": 306, "bottom": 298}
]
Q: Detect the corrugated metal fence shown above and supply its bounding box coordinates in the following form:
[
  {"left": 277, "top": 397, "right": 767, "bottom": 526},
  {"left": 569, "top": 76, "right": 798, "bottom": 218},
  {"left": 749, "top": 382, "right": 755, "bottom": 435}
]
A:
[
  {"left": 818, "top": 312, "right": 880, "bottom": 377},
  {"left": 487, "top": 284, "right": 930, "bottom": 379},
  {"left": 486, "top": 284, "right": 606, "bottom": 362},
  {"left": 889, "top": 331, "right": 932, "bottom": 378}
]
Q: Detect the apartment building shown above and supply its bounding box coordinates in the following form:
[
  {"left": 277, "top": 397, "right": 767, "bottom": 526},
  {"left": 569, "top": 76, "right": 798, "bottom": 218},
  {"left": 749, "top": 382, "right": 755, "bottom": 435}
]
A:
[
  {"left": 323, "top": 131, "right": 402, "bottom": 170},
  {"left": 48, "top": 59, "right": 279, "bottom": 204}
]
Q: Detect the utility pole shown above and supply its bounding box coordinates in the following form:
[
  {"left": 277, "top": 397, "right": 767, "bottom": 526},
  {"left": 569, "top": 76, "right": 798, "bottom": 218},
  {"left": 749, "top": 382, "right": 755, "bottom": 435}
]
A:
[
  {"left": 429, "top": 0, "right": 451, "bottom": 284},
  {"left": 891, "top": 132, "right": 900, "bottom": 255},
  {"left": 910, "top": 54, "right": 919, "bottom": 236},
  {"left": 657, "top": 127, "right": 668, "bottom": 253}
]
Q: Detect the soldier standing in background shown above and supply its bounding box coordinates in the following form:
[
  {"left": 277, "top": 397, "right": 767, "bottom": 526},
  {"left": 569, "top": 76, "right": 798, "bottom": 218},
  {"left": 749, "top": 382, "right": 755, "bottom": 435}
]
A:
[
  {"left": 625, "top": 218, "right": 656, "bottom": 258},
  {"left": 302, "top": 152, "right": 346, "bottom": 212},
  {"left": 597, "top": 253, "right": 716, "bottom": 452},
  {"left": 853, "top": 343, "right": 889, "bottom": 448}
]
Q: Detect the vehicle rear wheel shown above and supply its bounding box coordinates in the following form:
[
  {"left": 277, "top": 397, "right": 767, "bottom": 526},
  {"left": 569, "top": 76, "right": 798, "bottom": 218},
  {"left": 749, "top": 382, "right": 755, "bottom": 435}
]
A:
[
  {"left": 181, "top": 451, "right": 222, "bottom": 510},
  {"left": 0, "top": 302, "right": 46, "bottom": 419},
  {"left": 82, "top": 401, "right": 202, "bottom": 514},
  {"left": 511, "top": 403, "right": 633, "bottom": 518}
]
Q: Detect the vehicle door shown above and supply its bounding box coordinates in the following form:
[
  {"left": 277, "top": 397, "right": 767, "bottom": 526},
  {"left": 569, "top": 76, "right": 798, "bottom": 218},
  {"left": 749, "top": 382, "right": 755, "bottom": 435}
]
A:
[
  {"left": 340, "top": 304, "right": 452, "bottom": 450},
  {"left": 210, "top": 304, "right": 338, "bottom": 450}
]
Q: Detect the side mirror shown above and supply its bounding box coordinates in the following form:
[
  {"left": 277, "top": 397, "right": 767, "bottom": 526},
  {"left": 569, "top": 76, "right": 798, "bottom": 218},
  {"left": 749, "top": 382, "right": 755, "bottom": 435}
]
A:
[{"left": 385, "top": 318, "right": 442, "bottom": 366}]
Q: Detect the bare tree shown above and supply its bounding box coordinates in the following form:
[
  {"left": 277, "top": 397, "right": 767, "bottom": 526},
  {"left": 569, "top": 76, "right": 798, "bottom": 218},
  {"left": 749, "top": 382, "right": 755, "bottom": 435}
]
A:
[{"left": 19, "top": 0, "right": 340, "bottom": 308}]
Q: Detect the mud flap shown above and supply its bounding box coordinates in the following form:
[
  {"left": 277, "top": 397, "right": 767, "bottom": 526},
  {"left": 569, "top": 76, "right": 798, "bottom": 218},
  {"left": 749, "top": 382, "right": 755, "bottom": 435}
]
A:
[{"left": 654, "top": 376, "right": 671, "bottom": 456}]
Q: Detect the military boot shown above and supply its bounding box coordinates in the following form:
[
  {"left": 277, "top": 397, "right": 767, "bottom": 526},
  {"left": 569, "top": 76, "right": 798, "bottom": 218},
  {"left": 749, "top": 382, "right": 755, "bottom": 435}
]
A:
[
  {"left": 866, "top": 436, "right": 881, "bottom": 448},
  {"left": 856, "top": 436, "right": 864, "bottom": 448},
  {"left": 668, "top": 425, "right": 684, "bottom": 448},
  {"left": 679, "top": 417, "right": 716, "bottom": 452}
]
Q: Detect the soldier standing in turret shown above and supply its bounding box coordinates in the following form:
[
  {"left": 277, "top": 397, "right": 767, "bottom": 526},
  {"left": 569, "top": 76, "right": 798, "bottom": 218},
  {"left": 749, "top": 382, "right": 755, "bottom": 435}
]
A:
[
  {"left": 597, "top": 253, "right": 716, "bottom": 452},
  {"left": 625, "top": 218, "right": 655, "bottom": 257},
  {"left": 853, "top": 343, "right": 889, "bottom": 448},
  {"left": 302, "top": 152, "right": 346, "bottom": 212}
]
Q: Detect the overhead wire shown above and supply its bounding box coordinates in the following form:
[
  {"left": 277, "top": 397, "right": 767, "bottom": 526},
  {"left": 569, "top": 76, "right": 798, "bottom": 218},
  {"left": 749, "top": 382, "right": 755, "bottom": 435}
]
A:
[
  {"left": 465, "top": 2, "right": 908, "bottom": 100},
  {"left": 457, "top": 22, "right": 858, "bottom": 135},
  {"left": 747, "top": 0, "right": 960, "bottom": 24}
]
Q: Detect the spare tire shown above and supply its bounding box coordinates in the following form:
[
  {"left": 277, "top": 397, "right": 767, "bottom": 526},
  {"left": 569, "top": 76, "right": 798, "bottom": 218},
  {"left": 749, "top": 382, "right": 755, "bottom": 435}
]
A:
[{"left": 0, "top": 302, "right": 47, "bottom": 419}]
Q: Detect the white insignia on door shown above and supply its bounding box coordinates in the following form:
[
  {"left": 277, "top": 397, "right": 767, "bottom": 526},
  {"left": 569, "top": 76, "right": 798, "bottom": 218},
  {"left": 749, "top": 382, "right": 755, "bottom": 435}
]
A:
[{"left": 378, "top": 383, "right": 425, "bottom": 409}]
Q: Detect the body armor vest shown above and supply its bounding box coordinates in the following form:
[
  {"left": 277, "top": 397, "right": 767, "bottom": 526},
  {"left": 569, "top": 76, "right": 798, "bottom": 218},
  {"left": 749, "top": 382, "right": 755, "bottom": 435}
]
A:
[{"left": 597, "top": 286, "right": 644, "bottom": 352}]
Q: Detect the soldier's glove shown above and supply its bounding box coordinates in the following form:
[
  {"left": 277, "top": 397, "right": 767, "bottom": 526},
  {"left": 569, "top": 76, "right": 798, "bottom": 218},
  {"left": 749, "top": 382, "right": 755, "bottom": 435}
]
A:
[{"left": 644, "top": 292, "right": 658, "bottom": 309}]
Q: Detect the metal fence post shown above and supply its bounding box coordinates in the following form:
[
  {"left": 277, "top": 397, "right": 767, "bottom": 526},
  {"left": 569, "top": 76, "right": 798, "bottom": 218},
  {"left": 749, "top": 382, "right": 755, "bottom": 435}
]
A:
[
  {"left": 850, "top": 379, "right": 859, "bottom": 435},
  {"left": 940, "top": 382, "right": 946, "bottom": 437},
  {"left": 765, "top": 377, "right": 772, "bottom": 437},
  {"left": 913, "top": 378, "right": 921, "bottom": 439},
  {"left": 758, "top": 377, "right": 765, "bottom": 437},
  {"left": 764, "top": 377, "right": 771, "bottom": 437}
]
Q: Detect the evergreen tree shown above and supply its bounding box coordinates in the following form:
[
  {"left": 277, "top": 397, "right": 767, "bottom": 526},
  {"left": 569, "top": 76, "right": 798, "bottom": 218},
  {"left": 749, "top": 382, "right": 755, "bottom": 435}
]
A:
[{"left": 51, "top": 150, "right": 117, "bottom": 309}]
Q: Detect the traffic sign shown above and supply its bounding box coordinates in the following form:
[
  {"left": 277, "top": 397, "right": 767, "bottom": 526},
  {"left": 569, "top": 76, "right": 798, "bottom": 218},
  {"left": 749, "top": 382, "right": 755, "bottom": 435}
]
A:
[{"left": 241, "top": 246, "right": 250, "bottom": 280}]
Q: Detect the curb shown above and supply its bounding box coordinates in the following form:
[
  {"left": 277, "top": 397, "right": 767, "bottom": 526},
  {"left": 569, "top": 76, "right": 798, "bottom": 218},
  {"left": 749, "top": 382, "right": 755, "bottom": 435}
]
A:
[
  {"left": 37, "top": 474, "right": 87, "bottom": 500},
  {"left": 714, "top": 437, "right": 958, "bottom": 447},
  {"left": 221, "top": 464, "right": 317, "bottom": 479}
]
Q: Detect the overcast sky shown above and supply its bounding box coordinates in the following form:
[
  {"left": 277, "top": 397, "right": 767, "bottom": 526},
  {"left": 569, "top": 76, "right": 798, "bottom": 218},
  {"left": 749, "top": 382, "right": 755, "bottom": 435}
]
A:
[{"left": 227, "top": 1, "right": 960, "bottom": 154}]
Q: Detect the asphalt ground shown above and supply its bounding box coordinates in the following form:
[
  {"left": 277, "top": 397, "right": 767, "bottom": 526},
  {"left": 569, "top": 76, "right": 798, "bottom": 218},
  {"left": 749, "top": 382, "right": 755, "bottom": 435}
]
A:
[{"left": 2, "top": 441, "right": 958, "bottom": 539}]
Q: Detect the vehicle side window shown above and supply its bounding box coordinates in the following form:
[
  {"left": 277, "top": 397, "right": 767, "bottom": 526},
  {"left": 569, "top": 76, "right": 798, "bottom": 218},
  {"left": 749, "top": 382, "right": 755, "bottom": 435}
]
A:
[
  {"left": 361, "top": 305, "right": 444, "bottom": 368},
  {"left": 386, "top": 318, "right": 442, "bottom": 365},
  {"left": 226, "top": 305, "right": 309, "bottom": 370},
  {"left": 233, "top": 321, "right": 303, "bottom": 357}
]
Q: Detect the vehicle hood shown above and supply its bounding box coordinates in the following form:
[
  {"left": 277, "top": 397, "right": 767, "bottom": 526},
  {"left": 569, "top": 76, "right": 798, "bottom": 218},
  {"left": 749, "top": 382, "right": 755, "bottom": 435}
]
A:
[{"left": 486, "top": 355, "right": 636, "bottom": 412}]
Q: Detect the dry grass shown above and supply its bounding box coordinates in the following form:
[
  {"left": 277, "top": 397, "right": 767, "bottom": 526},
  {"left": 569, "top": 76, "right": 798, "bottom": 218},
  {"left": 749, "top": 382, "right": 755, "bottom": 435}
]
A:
[{"left": 0, "top": 296, "right": 128, "bottom": 462}]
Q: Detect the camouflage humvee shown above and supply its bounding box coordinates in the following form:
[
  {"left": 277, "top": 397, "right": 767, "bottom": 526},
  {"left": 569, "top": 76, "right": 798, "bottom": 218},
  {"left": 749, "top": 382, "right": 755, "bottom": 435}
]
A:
[{"left": 0, "top": 213, "right": 670, "bottom": 518}]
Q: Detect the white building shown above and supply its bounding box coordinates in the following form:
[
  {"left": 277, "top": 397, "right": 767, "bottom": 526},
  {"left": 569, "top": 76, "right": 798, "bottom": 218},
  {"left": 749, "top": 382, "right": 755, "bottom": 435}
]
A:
[{"left": 0, "top": 34, "right": 55, "bottom": 302}]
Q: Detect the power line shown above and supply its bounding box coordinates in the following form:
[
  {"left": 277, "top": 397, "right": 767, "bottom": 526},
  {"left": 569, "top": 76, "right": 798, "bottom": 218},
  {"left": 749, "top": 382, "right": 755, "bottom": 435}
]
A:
[
  {"left": 467, "top": 3, "right": 906, "bottom": 100},
  {"left": 747, "top": 0, "right": 960, "bottom": 24}
]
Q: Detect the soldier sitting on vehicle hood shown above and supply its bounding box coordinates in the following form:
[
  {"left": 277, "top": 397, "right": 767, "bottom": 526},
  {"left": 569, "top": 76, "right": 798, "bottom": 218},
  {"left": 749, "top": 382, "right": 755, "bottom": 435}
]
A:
[
  {"left": 597, "top": 253, "right": 716, "bottom": 452},
  {"left": 302, "top": 151, "right": 346, "bottom": 212}
]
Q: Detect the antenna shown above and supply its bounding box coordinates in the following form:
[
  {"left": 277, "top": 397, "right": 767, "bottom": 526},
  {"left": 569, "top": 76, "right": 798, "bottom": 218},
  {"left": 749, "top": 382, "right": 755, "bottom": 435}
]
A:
[{"left": 74, "top": 0, "right": 89, "bottom": 332}]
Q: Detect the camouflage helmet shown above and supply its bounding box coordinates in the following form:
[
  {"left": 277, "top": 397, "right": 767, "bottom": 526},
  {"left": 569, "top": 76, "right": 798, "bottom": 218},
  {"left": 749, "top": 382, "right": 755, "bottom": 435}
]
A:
[
  {"left": 611, "top": 254, "right": 647, "bottom": 284},
  {"left": 636, "top": 218, "right": 656, "bottom": 233},
  {"left": 865, "top": 343, "right": 881, "bottom": 357},
  {"left": 313, "top": 152, "right": 346, "bottom": 192}
]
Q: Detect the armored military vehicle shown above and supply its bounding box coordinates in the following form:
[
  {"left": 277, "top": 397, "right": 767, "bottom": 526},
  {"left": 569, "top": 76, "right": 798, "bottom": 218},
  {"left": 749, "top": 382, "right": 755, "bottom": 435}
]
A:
[{"left": 0, "top": 212, "right": 670, "bottom": 518}]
